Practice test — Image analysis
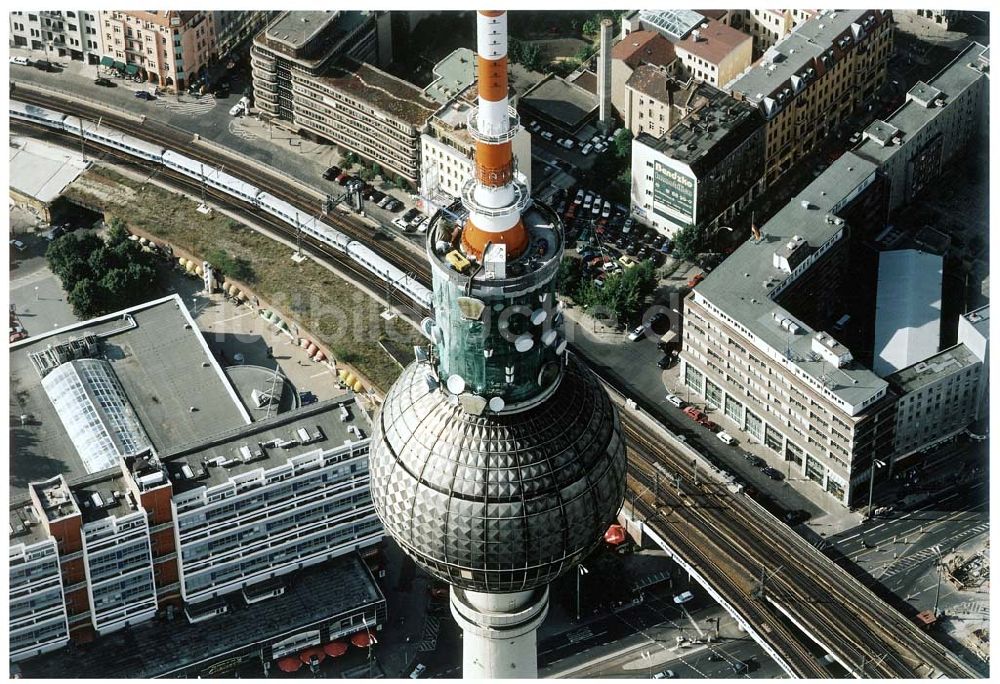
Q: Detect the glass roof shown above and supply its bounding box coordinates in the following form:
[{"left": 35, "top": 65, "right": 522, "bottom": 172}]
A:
[
  {"left": 42, "top": 359, "right": 152, "bottom": 474},
  {"left": 639, "top": 9, "right": 705, "bottom": 40}
]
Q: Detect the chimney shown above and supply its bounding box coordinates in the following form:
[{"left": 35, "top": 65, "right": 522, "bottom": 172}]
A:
[{"left": 598, "top": 18, "right": 614, "bottom": 133}]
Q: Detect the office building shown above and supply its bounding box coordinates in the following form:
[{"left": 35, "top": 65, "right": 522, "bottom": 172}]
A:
[
  {"left": 630, "top": 84, "right": 765, "bottom": 237},
  {"left": 9, "top": 11, "right": 102, "bottom": 63},
  {"left": 9, "top": 295, "right": 381, "bottom": 664},
  {"left": 679, "top": 153, "right": 897, "bottom": 507},
  {"left": 251, "top": 11, "right": 433, "bottom": 186},
  {"left": 957, "top": 305, "right": 990, "bottom": 424},
  {"left": 853, "top": 42, "right": 989, "bottom": 213},
  {"left": 727, "top": 9, "right": 893, "bottom": 185},
  {"left": 97, "top": 11, "right": 216, "bottom": 89}
]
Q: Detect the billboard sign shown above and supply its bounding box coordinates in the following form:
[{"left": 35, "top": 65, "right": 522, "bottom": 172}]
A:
[{"left": 652, "top": 161, "right": 696, "bottom": 224}]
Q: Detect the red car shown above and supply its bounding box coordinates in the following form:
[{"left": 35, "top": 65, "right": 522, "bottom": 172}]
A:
[
  {"left": 683, "top": 406, "right": 707, "bottom": 423},
  {"left": 687, "top": 273, "right": 705, "bottom": 288}
]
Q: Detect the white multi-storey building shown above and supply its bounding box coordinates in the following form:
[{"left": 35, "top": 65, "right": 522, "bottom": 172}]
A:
[{"left": 9, "top": 536, "right": 69, "bottom": 662}]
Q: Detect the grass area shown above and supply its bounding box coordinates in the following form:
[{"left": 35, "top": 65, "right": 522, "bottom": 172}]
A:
[{"left": 64, "top": 167, "right": 422, "bottom": 392}]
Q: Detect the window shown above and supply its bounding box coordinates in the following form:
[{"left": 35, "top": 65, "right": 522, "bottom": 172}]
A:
[
  {"left": 745, "top": 410, "right": 763, "bottom": 442},
  {"left": 684, "top": 364, "right": 704, "bottom": 396}
]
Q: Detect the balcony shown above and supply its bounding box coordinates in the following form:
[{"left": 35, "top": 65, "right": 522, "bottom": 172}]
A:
[{"left": 466, "top": 105, "right": 520, "bottom": 144}]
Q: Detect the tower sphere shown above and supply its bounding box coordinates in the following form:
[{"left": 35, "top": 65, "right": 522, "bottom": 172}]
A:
[{"left": 370, "top": 357, "right": 626, "bottom": 593}]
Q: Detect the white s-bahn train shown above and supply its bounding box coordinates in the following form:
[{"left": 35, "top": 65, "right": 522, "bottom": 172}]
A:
[{"left": 11, "top": 100, "right": 433, "bottom": 310}]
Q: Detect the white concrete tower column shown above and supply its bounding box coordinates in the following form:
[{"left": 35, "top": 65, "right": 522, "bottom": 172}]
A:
[
  {"left": 598, "top": 18, "right": 614, "bottom": 132},
  {"left": 450, "top": 587, "right": 549, "bottom": 679}
]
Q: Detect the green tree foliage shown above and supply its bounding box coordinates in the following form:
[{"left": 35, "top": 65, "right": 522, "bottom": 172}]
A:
[
  {"left": 573, "top": 259, "right": 657, "bottom": 323},
  {"left": 556, "top": 256, "right": 583, "bottom": 298},
  {"left": 613, "top": 128, "right": 632, "bottom": 159},
  {"left": 575, "top": 44, "right": 597, "bottom": 63},
  {"left": 47, "top": 225, "right": 162, "bottom": 318},
  {"left": 206, "top": 248, "right": 256, "bottom": 283},
  {"left": 671, "top": 224, "right": 705, "bottom": 262},
  {"left": 508, "top": 37, "right": 544, "bottom": 71},
  {"left": 342, "top": 152, "right": 360, "bottom": 169}
]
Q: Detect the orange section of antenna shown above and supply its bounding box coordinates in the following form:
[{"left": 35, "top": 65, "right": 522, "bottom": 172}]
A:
[
  {"left": 476, "top": 141, "right": 513, "bottom": 187},
  {"left": 479, "top": 10, "right": 504, "bottom": 17},
  {"left": 477, "top": 55, "right": 508, "bottom": 102},
  {"left": 462, "top": 217, "right": 528, "bottom": 260}
]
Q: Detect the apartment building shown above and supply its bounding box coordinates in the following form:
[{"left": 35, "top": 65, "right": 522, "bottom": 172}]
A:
[
  {"left": 957, "top": 305, "right": 990, "bottom": 425},
  {"left": 853, "top": 42, "right": 989, "bottom": 213},
  {"left": 727, "top": 9, "right": 818, "bottom": 57},
  {"left": 98, "top": 11, "right": 216, "bottom": 89},
  {"left": 622, "top": 65, "right": 696, "bottom": 137},
  {"left": 679, "top": 153, "right": 897, "bottom": 506},
  {"left": 9, "top": 295, "right": 382, "bottom": 663},
  {"left": 620, "top": 10, "right": 750, "bottom": 89},
  {"left": 251, "top": 11, "right": 429, "bottom": 186},
  {"left": 610, "top": 30, "right": 677, "bottom": 119},
  {"left": 727, "top": 9, "right": 894, "bottom": 186},
  {"left": 9, "top": 11, "right": 101, "bottom": 62},
  {"left": 671, "top": 19, "right": 751, "bottom": 88},
  {"left": 630, "top": 84, "right": 765, "bottom": 237},
  {"left": 212, "top": 10, "right": 274, "bottom": 59}
]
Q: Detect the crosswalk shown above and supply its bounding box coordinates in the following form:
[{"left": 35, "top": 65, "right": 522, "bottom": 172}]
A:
[
  {"left": 228, "top": 119, "right": 258, "bottom": 141},
  {"left": 879, "top": 521, "right": 990, "bottom": 579},
  {"left": 565, "top": 626, "right": 594, "bottom": 644},
  {"left": 416, "top": 615, "right": 440, "bottom": 652},
  {"left": 154, "top": 95, "right": 218, "bottom": 116}
]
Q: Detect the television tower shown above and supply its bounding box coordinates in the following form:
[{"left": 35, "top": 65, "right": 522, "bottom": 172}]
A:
[{"left": 369, "top": 10, "right": 626, "bottom": 679}]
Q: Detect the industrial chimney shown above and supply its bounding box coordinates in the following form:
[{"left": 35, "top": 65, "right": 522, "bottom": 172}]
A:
[{"left": 598, "top": 18, "right": 614, "bottom": 132}]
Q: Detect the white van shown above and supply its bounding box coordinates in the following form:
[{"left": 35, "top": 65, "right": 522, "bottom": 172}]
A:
[
  {"left": 717, "top": 431, "right": 735, "bottom": 445},
  {"left": 10, "top": 56, "right": 31, "bottom": 66},
  {"left": 580, "top": 143, "right": 593, "bottom": 156}
]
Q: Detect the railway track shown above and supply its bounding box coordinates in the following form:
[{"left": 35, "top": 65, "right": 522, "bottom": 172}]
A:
[
  {"left": 18, "top": 85, "right": 977, "bottom": 679},
  {"left": 622, "top": 415, "right": 977, "bottom": 679}
]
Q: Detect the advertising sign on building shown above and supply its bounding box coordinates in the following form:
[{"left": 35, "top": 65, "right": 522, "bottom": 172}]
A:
[{"left": 652, "top": 161, "right": 696, "bottom": 223}]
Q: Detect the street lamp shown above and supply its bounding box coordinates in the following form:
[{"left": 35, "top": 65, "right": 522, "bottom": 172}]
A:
[
  {"left": 933, "top": 549, "right": 944, "bottom": 617},
  {"left": 576, "top": 564, "right": 589, "bottom": 621},
  {"left": 866, "top": 458, "right": 887, "bottom": 518}
]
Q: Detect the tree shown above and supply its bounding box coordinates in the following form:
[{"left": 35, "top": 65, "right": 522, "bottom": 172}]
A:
[
  {"left": 671, "top": 224, "right": 705, "bottom": 262},
  {"left": 582, "top": 17, "right": 600, "bottom": 35},
  {"left": 556, "top": 256, "right": 583, "bottom": 298},
  {"left": 67, "top": 277, "right": 103, "bottom": 318},
  {"left": 46, "top": 232, "right": 104, "bottom": 285},
  {"left": 613, "top": 128, "right": 632, "bottom": 159},
  {"left": 206, "top": 247, "right": 256, "bottom": 283},
  {"left": 575, "top": 44, "right": 596, "bottom": 64}
]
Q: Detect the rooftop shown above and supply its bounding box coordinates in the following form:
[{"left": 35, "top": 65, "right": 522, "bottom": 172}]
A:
[
  {"left": 321, "top": 60, "right": 437, "bottom": 128},
  {"left": 635, "top": 83, "right": 763, "bottom": 174},
  {"left": 626, "top": 64, "right": 691, "bottom": 103},
  {"left": 10, "top": 295, "right": 248, "bottom": 503},
  {"left": 674, "top": 18, "right": 750, "bottom": 65},
  {"left": 570, "top": 69, "right": 598, "bottom": 95},
  {"left": 424, "top": 47, "right": 477, "bottom": 105},
  {"left": 961, "top": 304, "right": 990, "bottom": 340},
  {"left": 520, "top": 75, "right": 599, "bottom": 132},
  {"left": 161, "top": 395, "right": 369, "bottom": 494},
  {"left": 16, "top": 554, "right": 384, "bottom": 679},
  {"left": 727, "top": 10, "right": 883, "bottom": 106},
  {"left": 638, "top": 9, "right": 705, "bottom": 41},
  {"left": 693, "top": 152, "right": 889, "bottom": 415},
  {"left": 263, "top": 11, "right": 351, "bottom": 51},
  {"left": 258, "top": 11, "right": 372, "bottom": 66},
  {"left": 853, "top": 42, "right": 989, "bottom": 166},
  {"left": 9, "top": 136, "right": 89, "bottom": 204},
  {"left": 611, "top": 30, "right": 676, "bottom": 69},
  {"left": 888, "top": 343, "right": 980, "bottom": 394},
  {"left": 873, "top": 250, "right": 943, "bottom": 378}
]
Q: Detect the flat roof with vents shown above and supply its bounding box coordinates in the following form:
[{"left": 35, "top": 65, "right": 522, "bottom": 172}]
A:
[
  {"left": 9, "top": 295, "right": 248, "bottom": 503},
  {"left": 692, "top": 152, "right": 889, "bottom": 414}
]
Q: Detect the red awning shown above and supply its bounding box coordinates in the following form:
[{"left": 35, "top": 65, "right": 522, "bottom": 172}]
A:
[
  {"left": 350, "top": 631, "right": 375, "bottom": 648},
  {"left": 323, "top": 642, "right": 349, "bottom": 658},
  {"left": 604, "top": 524, "right": 627, "bottom": 546},
  {"left": 299, "top": 647, "right": 326, "bottom": 665},
  {"left": 277, "top": 657, "right": 302, "bottom": 673}
]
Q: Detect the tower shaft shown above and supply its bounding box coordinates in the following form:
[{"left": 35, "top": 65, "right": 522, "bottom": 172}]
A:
[
  {"left": 461, "top": 10, "right": 528, "bottom": 260},
  {"left": 450, "top": 588, "right": 549, "bottom": 679}
]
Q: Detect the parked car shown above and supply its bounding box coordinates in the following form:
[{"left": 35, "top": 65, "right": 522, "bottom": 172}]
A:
[
  {"left": 716, "top": 431, "right": 735, "bottom": 445},
  {"left": 784, "top": 509, "right": 811, "bottom": 525},
  {"left": 761, "top": 466, "right": 784, "bottom": 481},
  {"left": 386, "top": 199, "right": 403, "bottom": 212},
  {"left": 392, "top": 217, "right": 410, "bottom": 231},
  {"left": 9, "top": 239, "right": 27, "bottom": 252},
  {"left": 656, "top": 355, "right": 672, "bottom": 370},
  {"left": 687, "top": 273, "right": 705, "bottom": 288},
  {"left": 135, "top": 90, "right": 157, "bottom": 101},
  {"left": 403, "top": 207, "right": 420, "bottom": 222},
  {"left": 322, "top": 165, "right": 342, "bottom": 181},
  {"left": 415, "top": 216, "right": 430, "bottom": 233},
  {"left": 561, "top": 138, "right": 575, "bottom": 149},
  {"left": 682, "top": 406, "right": 707, "bottom": 423},
  {"left": 409, "top": 664, "right": 427, "bottom": 679},
  {"left": 665, "top": 393, "right": 684, "bottom": 408},
  {"left": 94, "top": 77, "right": 115, "bottom": 87},
  {"left": 627, "top": 322, "right": 651, "bottom": 342},
  {"left": 10, "top": 56, "right": 32, "bottom": 66},
  {"left": 44, "top": 226, "right": 65, "bottom": 241},
  {"left": 298, "top": 390, "right": 317, "bottom": 405},
  {"left": 574, "top": 189, "right": 584, "bottom": 205},
  {"left": 673, "top": 591, "right": 694, "bottom": 604},
  {"left": 653, "top": 670, "right": 676, "bottom": 679}
]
